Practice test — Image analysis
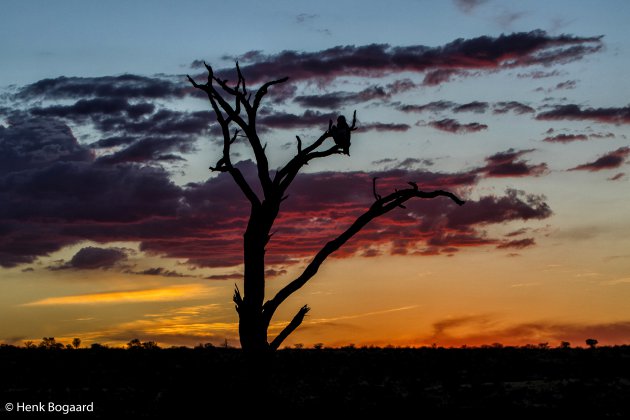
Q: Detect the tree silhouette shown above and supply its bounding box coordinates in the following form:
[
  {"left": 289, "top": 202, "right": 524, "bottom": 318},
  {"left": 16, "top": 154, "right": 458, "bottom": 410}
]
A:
[
  {"left": 187, "top": 63, "right": 464, "bottom": 356},
  {"left": 72, "top": 337, "right": 81, "bottom": 349},
  {"left": 586, "top": 338, "right": 598, "bottom": 349}
]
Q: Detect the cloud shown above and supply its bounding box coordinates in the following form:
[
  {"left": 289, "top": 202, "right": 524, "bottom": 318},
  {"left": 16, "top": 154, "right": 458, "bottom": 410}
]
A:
[
  {"left": 24, "top": 96, "right": 209, "bottom": 164},
  {"left": 517, "top": 70, "right": 563, "bottom": 79},
  {"left": 479, "top": 149, "right": 548, "bottom": 178},
  {"left": 423, "top": 316, "right": 630, "bottom": 346},
  {"left": 543, "top": 133, "right": 588, "bottom": 143},
  {"left": 608, "top": 173, "right": 625, "bottom": 181},
  {"left": 360, "top": 122, "right": 410, "bottom": 132},
  {"left": 209, "top": 31, "right": 602, "bottom": 84},
  {"left": 492, "top": 101, "right": 535, "bottom": 114},
  {"left": 569, "top": 147, "right": 630, "bottom": 171},
  {"left": 16, "top": 75, "right": 189, "bottom": 100},
  {"left": 496, "top": 10, "right": 527, "bottom": 29},
  {"left": 50, "top": 246, "right": 128, "bottom": 270},
  {"left": 131, "top": 267, "right": 193, "bottom": 278},
  {"left": 0, "top": 115, "right": 552, "bottom": 268},
  {"left": 496, "top": 238, "right": 536, "bottom": 249},
  {"left": 398, "top": 101, "right": 455, "bottom": 113},
  {"left": 453, "top": 101, "right": 489, "bottom": 114},
  {"left": 95, "top": 136, "right": 195, "bottom": 164},
  {"left": 205, "top": 273, "right": 243, "bottom": 281},
  {"left": 428, "top": 118, "right": 488, "bottom": 133},
  {"left": 293, "top": 80, "right": 416, "bottom": 109},
  {"left": 453, "top": 0, "right": 488, "bottom": 14},
  {"left": 372, "top": 158, "right": 434, "bottom": 169},
  {"left": 295, "top": 13, "right": 318, "bottom": 23},
  {"left": 31, "top": 98, "right": 155, "bottom": 120},
  {"left": 536, "top": 104, "right": 630, "bottom": 124},
  {"left": 400, "top": 100, "right": 534, "bottom": 115},
  {"left": 22, "top": 284, "right": 210, "bottom": 306},
  {"left": 422, "top": 69, "right": 465, "bottom": 86},
  {"left": 294, "top": 86, "right": 388, "bottom": 109},
  {"left": 439, "top": 189, "right": 551, "bottom": 231},
  {"left": 258, "top": 109, "right": 336, "bottom": 130}
]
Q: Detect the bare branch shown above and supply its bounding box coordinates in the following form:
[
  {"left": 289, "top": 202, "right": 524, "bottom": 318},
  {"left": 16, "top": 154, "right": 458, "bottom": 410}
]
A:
[
  {"left": 269, "top": 305, "right": 310, "bottom": 351},
  {"left": 252, "top": 77, "right": 289, "bottom": 112},
  {"left": 263, "top": 186, "right": 465, "bottom": 323},
  {"left": 372, "top": 177, "right": 382, "bottom": 200},
  {"left": 236, "top": 61, "right": 246, "bottom": 96},
  {"left": 350, "top": 110, "right": 357, "bottom": 130},
  {"left": 233, "top": 284, "right": 243, "bottom": 314},
  {"left": 273, "top": 122, "right": 340, "bottom": 191},
  {"left": 188, "top": 73, "right": 261, "bottom": 206}
]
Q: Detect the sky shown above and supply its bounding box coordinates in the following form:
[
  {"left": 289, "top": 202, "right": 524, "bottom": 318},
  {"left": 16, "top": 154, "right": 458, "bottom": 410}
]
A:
[{"left": 1, "top": 0, "right": 629, "bottom": 348}]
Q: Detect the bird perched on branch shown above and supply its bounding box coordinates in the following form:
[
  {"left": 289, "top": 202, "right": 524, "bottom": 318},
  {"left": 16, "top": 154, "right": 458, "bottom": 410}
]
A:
[{"left": 331, "top": 115, "right": 352, "bottom": 155}]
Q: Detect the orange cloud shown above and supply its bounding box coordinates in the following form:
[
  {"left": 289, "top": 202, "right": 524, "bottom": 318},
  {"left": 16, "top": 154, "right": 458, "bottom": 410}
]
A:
[{"left": 22, "top": 284, "right": 211, "bottom": 306}]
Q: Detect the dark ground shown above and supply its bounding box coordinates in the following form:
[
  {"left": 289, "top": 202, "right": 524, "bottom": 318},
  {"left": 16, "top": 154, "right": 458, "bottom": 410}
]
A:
[{"left": 1, "top": 345, "right": 630, "bottom": 417}]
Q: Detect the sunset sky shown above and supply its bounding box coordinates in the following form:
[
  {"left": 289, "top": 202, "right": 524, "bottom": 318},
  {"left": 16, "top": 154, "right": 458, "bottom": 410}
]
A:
[{"left": 1, "top": 0, "right": 629, "bottom": 348}]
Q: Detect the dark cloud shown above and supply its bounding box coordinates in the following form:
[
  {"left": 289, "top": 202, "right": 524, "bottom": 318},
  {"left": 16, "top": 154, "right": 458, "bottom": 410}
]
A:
[
  {"left": 31, "top": 98, "right": 155, "bottom": 121},
  {"left": 295, "top": 13, "right": 318, "bottom": 23},
  {"left": 543, "top": 133, "right": 588, "bottom": 143},
  {"left": 294, "top": 86, "right": 388, "bottom": 109},
  {"left": 0, "top": 114, "right": 553, "bottom": 268},
  {"left": 453, "top": 101, "right": 489, "bottom": 113},
  {"left": 554, "top": 80, "right": 577, "bottom": 90},
  {"left": 569, "top": 147, "right": 630, "bottom": 172},
  {"left": 371, "top": 158, "right": 397, "bottom": 165},
  {"left": 428, "top": 118, "right": 488, "bottom": 133},
  {"left": 535, "top": 79, "right": 577, "bottom": 93},
  {"left": 209, "top": 31, "right": 602, "bottom": 84},
  {"left": 536, "top": 104, "right": 630, "bottom": 124},
  {"left": 422, "top": 69, "right": 464, "bottom": 86},
  {"left": 205, "top": 273, "right": 242, "bottom": 281},
  {"left": 89, "top": 136, "right": 138, "bottom": 149},
  {"left": 96, "top": 136, "right": 195, "bottom": 164},
  {"left": 25, "top": 96, "right": 209, "bottom": 164},
  {"left": 441, "top": 189, "right": 551, "bottom": 230},
  {"left": 506, "top": 228, "right": 529, "bottom": 237},
  {"left": 453, "top": 0, "right": 488, "bottom": 14},
  {"left": 360, "top": 122, "right": 410, "bottom": 132},
  {"left": 400, "top": 100, "right": 534, "bottom": 116},
  {"left": 492, "top": 101, "right": 535, "bottom": 114},
  {"left": 589, "top": 132, "right": 615, "bottom": 139},
  {"left": 497, "top": 238, "right": 535, "bottom": 249},
  {"left": 293, "top": 80, "right": 416, "bottom": 109},
  {"left": 608, "top": 173, "right": 625, "bottom": 181},
  {"left": 17, "top": 75, "right": 188, "bottom": 100},
  {"left": 517, "top": 70, "right": 563, "bottom": 79},
  {"left": 0, "top": 116, "right": 93, "bottom": 175},
  {"left": 479, "top": 149, "right": 547, "bottom": 178},
  {"left": 258, "top": 109, "right": 336, "bottom": 130},
  {"left": 51, "top": 246, "right": 127, "bottom": 270},
  {"left": 132, "top": 267, "right": 192, "bottom": 277},
  {"left": 399, "top": 158, "right": 434, "bottom": 168},
  {"left": 371, "top": 158, "right": 434, "bottom": 169},
  {"left": 265, "top": 267, "right": 288, "bottom": 278},
  {"left": 397, "top": 101, "right": 455, "bottom": 113}
]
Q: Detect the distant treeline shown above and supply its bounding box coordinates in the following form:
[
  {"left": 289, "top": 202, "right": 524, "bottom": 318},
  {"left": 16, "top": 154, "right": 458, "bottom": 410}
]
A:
[{"left": 3, "top": 336, "right": 607, "bottom": 350}]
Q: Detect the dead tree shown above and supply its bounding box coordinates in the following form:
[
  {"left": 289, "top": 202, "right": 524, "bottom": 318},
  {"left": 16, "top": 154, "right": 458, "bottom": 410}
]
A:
[{"left": 187, "top": 63, "right": 464, "bottom": 356}]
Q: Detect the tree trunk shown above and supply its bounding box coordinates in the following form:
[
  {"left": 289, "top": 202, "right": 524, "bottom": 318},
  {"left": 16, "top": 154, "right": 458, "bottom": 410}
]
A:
[{"left": 239, "top": 203, "right": 276, "bottom": 355}]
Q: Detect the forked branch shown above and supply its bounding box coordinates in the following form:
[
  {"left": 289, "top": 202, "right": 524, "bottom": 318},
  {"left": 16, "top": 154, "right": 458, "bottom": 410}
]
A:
[
  {"left": 262, "top": 183, "right": 465, "bottom": 324},
  {"left": 269, "top": 305, "right": 310, "bottom": 350}
]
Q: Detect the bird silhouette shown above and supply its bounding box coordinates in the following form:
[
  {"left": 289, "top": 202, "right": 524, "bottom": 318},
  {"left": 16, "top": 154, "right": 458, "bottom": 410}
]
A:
[{"left": 331, "top": 115, "right": 351, "bottom": 155}]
